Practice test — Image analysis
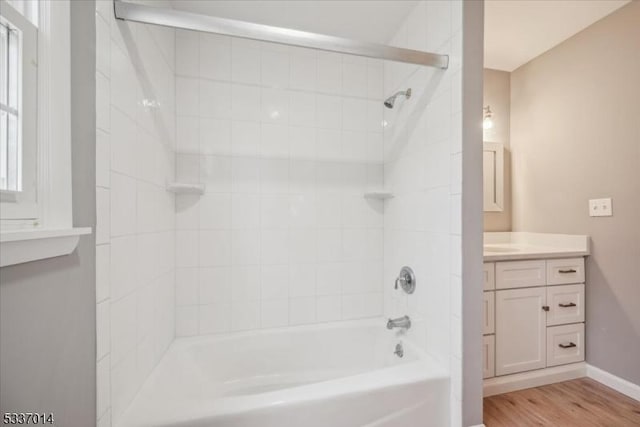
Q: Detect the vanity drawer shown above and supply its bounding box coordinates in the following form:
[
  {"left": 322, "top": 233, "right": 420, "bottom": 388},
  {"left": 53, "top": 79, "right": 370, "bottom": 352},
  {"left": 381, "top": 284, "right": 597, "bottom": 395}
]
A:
[
  {"left": 546, "top": 284, "right": 585, "bottom": 326},
  {"left": 495, "top": 260, "right": 546, "bottom": 289},
  {"left": 483, "top": 335, "right": 495, "bottom": 379},
  {"left": 546, "top": 258, "right": 585, "bottom": 285},
  {"left": 546, "top": 323, "right": 584, "bottom": 367},
  {"left": 484, "top": 263, "right": 495, "bottom": 291},
  {"left": 483, "top": 291, "right": 495, "bottom": 335}
]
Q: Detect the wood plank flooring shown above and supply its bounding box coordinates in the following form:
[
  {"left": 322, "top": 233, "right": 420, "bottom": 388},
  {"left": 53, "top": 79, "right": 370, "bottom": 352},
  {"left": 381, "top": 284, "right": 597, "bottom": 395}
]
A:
[{"left": 483, "top": 378, "right": 640, "bottom": 427}]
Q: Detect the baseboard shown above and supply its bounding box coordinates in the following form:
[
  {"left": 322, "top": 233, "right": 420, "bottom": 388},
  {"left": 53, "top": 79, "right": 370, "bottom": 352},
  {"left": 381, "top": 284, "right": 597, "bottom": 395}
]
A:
[
  {"left": 586, "top": 364, "right": 640, "bottom": 402},
  {"left": 483, "top": 362, "right": 586, "bottom": 397}
]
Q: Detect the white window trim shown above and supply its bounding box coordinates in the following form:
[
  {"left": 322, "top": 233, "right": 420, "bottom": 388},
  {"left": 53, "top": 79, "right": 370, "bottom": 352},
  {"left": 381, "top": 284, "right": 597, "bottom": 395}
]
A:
[
  {"left": 0, "top": 227, "right": 91, "bottom": 267},
  {"left": 0, "top": 0, "right": 91, "bottom": 267},
  {"left": 36, "top": 0, "right": 72, "bottom": 229}
]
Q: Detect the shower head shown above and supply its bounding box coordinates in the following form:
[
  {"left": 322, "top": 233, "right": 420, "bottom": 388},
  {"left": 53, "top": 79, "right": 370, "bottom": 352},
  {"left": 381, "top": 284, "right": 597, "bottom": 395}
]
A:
[{"left": 383, "top": 88, "right": 412, "bottom": 109}]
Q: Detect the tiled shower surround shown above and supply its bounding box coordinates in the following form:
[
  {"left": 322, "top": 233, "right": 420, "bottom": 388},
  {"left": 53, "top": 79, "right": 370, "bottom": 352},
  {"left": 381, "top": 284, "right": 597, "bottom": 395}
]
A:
[
  {"left": 383, "top": 2, "right": 464, "bottom": 426},
  {"left": 95, "top": 1, "right": 176, "bottom": 425},
  {"left": 173, "top": 33, "right": 387, "bottom": 335},
  {"left": 95, "top": 1, "right": 466, "bottom": 426}
]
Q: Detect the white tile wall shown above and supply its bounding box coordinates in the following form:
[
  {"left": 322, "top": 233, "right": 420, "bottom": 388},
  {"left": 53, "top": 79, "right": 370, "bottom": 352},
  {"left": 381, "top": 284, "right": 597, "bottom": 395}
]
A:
[
  {"left": 173, "top": 31, "right": 385, "bottom": 337},
  {"left": 95, "top": 1, "right": 176, "bottom": 425},
  {"left": 382, "top": 2, "right": 464, "bottom": 426}
]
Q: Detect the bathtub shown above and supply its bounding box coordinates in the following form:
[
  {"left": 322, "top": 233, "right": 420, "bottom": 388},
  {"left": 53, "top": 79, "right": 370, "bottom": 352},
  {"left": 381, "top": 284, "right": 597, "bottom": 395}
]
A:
[{"left": 119, "top": 319, "right": 450, "bottom": 427}]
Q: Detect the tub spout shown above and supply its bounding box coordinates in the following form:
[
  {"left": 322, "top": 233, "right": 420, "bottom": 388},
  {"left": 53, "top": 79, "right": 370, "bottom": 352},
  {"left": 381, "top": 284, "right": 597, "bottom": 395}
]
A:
[{"left": 387, "top": 315, "right": 411, "bottom": 330}]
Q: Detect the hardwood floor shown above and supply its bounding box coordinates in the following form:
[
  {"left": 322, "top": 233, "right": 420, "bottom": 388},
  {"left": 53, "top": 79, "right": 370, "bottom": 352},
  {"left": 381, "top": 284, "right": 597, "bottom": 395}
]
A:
[{"left": 483, "top": 378, "right": 640, "bottom": 427}]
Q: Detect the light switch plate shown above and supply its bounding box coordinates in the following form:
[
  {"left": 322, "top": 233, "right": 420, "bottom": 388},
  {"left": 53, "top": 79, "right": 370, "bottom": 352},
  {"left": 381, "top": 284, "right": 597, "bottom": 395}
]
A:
[{"left": 589, "top": 198, "right": 612, "bottom": 217}]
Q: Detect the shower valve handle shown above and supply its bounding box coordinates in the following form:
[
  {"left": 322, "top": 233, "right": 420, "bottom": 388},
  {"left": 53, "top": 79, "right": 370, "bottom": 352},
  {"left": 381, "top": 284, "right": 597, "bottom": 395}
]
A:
[{"left": 394, "top": 266, "right": 416, "bottom": 294}]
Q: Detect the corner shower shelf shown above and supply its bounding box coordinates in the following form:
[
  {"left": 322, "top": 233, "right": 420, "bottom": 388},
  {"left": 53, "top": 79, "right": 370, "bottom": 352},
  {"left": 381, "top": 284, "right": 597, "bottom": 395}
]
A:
[
  {"left": 166, "top": 182, "right": 206, "bottom": 195},
  {"left": 364, "top": 189, "right": 394, "bottom": 200}
]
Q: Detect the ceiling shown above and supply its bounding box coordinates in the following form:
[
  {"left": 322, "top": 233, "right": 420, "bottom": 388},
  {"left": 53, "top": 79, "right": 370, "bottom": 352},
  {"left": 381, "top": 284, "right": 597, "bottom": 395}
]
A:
[
  {"left": 169, "top": 1, "right": 418, "bottom": 45},
  {"left": 485, "top": 0, "right": 630, "bottom": 72}
]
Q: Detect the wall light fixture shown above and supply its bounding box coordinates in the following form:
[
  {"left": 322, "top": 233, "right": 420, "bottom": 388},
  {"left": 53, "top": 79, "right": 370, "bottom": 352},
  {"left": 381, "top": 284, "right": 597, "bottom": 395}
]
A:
[{"left": 483, "top": 105, "right": 494, "bottom": 130}]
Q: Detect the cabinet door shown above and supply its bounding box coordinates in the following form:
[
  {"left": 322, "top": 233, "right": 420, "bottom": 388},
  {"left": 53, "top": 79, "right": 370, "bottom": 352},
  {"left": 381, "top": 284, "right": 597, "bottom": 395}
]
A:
[
  {"left": 483, "top": 335, "right": 495, "bottom": 379},
  {"left": 496, "top": 287, "right": 547, "bottom": 376},
  {"left": 483, "top": 291, "right": 495, "bottom": 335}
]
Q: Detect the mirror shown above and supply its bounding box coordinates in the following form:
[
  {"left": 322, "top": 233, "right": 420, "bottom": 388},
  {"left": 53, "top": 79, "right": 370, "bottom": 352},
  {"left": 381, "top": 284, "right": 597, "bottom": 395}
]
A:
[{"left": 483, "top": 142, "right": 504, "bottom": 212}]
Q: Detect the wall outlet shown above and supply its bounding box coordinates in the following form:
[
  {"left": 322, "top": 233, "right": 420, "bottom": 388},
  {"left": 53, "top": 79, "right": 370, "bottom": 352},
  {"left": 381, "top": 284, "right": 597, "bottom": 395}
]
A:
[{"left": 589, "top": 198, "right": 612, "bottom": 217}]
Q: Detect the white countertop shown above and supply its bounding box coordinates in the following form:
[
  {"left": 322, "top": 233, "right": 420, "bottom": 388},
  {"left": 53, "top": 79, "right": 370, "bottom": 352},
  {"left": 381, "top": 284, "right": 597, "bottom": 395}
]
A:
[{"left": 484, "top": 232, "right": 590, "bottom": 261}]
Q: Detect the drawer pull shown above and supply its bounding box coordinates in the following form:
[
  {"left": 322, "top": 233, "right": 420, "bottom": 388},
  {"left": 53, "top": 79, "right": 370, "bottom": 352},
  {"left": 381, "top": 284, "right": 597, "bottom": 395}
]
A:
[
  {"left": 559, "top": 342, "right": 577, "bottom": 349},
  {"left": 542, "top": 305, "right": 550, "bottom": 312},
  {"left": 558, "top": 269, "right": 577, "bottom": 274},
  {"left": 559, "top": 302, "right": 577, "bottom": 308}
]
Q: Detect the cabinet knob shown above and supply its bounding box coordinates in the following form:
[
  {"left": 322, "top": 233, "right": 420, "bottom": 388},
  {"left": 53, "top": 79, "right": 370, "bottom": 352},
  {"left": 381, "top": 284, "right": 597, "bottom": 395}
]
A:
[{"left": 542, "top": 305, "right": 550, "bottom": 312}]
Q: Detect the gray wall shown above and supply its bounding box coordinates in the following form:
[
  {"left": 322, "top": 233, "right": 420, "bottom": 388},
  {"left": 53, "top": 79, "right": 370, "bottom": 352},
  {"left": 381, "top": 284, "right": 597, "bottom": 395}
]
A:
[
  {"left": 0, "top": 1, "right": 97, "bottom": 425},
  {"left": 462, "top": 1, "right": 484, "bottom": 425},
  {"left": 511, "top": 1, "right": 640, "bottom": 385},
  {"left": 483, "top": 69, "right": 512, "bottom": 232}
]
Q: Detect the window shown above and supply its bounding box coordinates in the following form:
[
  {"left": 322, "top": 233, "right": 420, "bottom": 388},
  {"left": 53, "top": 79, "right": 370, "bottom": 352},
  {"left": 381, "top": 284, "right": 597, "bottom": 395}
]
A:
[
  {"left": 0, "top": 0, "right": 38, "bottom": 222},
  {"left": 0, "top": 0, "right": 89, "bottom": 266},
  {"left": 1, "top": 20, "right": 21, "bottom": 192}
]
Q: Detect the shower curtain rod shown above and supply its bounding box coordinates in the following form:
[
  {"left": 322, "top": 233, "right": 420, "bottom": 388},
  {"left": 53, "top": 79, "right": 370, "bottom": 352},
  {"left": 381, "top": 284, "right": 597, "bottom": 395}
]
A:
[{"left": 113, "top": 0, "right": 449, "bottom": 69}]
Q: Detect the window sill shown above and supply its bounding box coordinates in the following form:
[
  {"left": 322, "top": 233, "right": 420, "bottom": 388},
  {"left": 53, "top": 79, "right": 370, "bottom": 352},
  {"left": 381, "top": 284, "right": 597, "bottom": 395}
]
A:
[{"left": 0, "top": 227, "right": 92, "bottom": 267}]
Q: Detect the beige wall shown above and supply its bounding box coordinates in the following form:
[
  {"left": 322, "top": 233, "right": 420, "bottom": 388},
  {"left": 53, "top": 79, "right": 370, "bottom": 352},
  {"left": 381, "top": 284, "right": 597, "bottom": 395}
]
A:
[
  {"left": 483, "top": 69, "right": 511, "bottom": 231},
  {"left": 462, "top": 2, "right": 485, "bottom": 424},
  {"left": 511, "top": 2, "right": 640, "bottom": 385}
]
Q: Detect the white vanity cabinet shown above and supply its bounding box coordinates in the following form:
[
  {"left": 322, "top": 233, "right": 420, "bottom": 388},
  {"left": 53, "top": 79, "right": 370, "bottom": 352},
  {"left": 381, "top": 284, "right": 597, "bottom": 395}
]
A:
[{"left": 483, "top": 257, "right": 586, "bottom": 380}]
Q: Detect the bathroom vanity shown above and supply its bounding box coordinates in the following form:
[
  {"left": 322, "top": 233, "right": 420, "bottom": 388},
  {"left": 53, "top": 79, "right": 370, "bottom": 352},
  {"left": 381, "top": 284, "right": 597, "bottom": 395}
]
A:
[{"left": 482, "top": 232, "right": 590, "bottom": 396}]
